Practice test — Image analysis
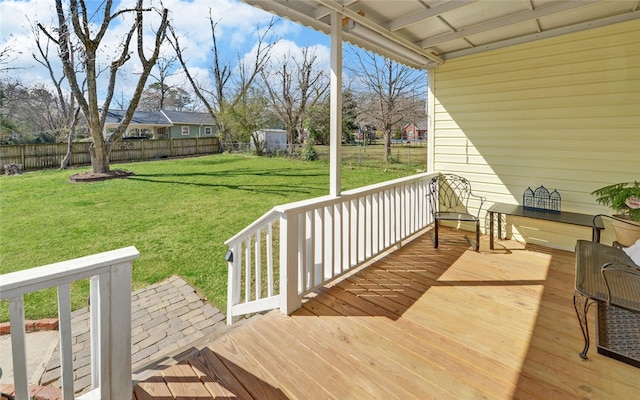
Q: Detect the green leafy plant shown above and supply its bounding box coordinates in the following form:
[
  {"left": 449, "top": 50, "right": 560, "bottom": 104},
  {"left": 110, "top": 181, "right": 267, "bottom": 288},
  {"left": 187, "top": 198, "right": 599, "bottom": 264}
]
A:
[
  {"left": 301, "top": 138, "right": 318, "bottom": 161},
  {"left": 591, "top": 181, "right": 640, "bottom": 222}
]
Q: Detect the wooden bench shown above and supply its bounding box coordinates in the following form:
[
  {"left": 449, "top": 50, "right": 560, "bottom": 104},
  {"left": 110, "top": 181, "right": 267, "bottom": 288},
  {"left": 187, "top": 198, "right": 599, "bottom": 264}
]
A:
[
  {"left": 573, "top": 240, "right": 640, "bottom": 367},
  {"left": 487, "top": 203, "right": 605, "bottom": 250}
]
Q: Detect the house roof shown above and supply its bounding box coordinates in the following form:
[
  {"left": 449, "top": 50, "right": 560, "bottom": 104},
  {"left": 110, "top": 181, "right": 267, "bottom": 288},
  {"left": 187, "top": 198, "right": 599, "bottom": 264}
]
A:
[
  {"left": 404, "top": 120, "right": 428, "bottom": 131},
  {"left": 104, "top": 110, "right": 216, "bottom": 128},
  {"left": 162, "top": 111, "right": 216, "bottom": 125},
  {"left": 105, "top": 109, "right": 172, "bottom": 127},
  {"left": 242, "top": 0, "right": 640, "bottom": 69}
]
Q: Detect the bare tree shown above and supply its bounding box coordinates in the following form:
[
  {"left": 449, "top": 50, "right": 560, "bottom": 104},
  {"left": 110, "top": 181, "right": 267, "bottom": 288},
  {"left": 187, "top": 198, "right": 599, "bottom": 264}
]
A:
[
  {"left": 169, "top": 12, "right": 275, "bottom": 142},
  {"left": 0, "top": 80, "right": 75, "bottom": 143},
  {"left": 262, "top": 46, "right": 329, "bottom": 154},
  {"left": 51, "top": 0, "right": 169, "bottom": 174},
  {"left": 139, "top": 55, "right": 178, "bottom": 110},
  {"left": 33, "top": 20, "right": 83, "bottom": 168},
  {"left": 1, "top": 42, "right": 23, "bottom": 141},
  {"left": 348, "top": 50, "right": 425, "bottom": 162},
  {"left": 139, "top": 82, "right": 192, "bottom": 111},
  {"left": 0, "top": 41, "right": 22, "bottom": 74}
]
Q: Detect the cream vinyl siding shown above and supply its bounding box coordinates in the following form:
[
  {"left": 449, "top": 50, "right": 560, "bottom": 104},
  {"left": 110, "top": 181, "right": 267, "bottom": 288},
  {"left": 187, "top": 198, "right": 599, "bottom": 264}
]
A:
[{"left": 429, "top": 19, "right": 640, "bottom": 251}]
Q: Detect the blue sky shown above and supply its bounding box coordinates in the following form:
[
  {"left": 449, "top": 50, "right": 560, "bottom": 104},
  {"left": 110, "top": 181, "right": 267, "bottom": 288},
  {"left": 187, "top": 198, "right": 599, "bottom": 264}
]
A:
[{"left": 0, "top": 0, "right": 332, "bottom": 105}]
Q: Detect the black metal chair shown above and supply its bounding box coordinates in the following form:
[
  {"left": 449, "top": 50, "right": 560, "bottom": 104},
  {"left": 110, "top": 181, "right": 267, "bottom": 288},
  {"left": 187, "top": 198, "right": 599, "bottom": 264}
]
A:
[
  {"left": 428, "top": 174, "right": 486, "bottom": 251},
  {"left": 593, "top": 214, "right": 640, "bottom": 248}
]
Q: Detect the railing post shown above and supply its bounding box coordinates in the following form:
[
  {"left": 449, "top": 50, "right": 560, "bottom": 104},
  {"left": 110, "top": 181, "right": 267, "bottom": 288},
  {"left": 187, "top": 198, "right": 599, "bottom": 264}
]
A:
[
  {"left": 87, "top": 262, "right": 133, "bottom": 399},
  {"left": 1, "top": 247, "right": 138, "bottom": 400},
  {"left": 57, "top": 284, "right": 75, "bottom": 399},
  {"left": 226, "top": 246, "right": 239, "bottom": 325},
  {"left": 8, "top": 296, "right": 29, "bottom": 400},
  {"left": 226, "top": 250, "right": 234, "bottom": 325},
  {"left": 106, "top": 262, "right": 133, "bottom": 399},
  {"left": 280, "top": 212, "right": 301, "bottom": 314},
  {"left": 89, "top": 276, "right": 102, "bottom": 391}
]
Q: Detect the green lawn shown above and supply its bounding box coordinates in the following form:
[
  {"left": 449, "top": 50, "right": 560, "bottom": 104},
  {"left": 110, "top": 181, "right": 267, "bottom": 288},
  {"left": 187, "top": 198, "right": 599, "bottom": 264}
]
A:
[{"left": 0, "top": 153, "right": 417, "bottom": 321}]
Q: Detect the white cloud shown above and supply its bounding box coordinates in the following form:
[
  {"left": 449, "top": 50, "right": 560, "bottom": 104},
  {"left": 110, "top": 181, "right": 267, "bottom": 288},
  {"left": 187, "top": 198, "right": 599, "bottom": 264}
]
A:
[
  {"left": 0, "top": 0, "right": 330, "bottom": 107},
  {"left": 262, "top": 39, "right": 330, "bottom": 70}
]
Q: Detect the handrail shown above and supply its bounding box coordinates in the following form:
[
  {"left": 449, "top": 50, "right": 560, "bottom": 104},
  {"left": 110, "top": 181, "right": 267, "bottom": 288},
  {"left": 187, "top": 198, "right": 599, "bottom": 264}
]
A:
[
  {"left": 225, "top": 172, "right": 438, "bottom": 323},
  {"left": 0, "top": 247, "right": 140, "bottom": 400},
  {"left": 224, "top": 209, "right": 283, "bottom": 245}
]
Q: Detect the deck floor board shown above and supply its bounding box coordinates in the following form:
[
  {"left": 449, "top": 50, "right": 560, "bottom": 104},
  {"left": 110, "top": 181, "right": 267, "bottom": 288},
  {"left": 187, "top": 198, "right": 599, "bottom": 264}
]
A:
[{"left": 135, "top": 228, "right": 640, "bottom": 399}]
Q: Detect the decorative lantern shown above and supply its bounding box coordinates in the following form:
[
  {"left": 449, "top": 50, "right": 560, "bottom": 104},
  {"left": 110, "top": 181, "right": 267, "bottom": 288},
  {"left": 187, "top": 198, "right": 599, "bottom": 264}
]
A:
[{"left": 523, "top": 185, "right": 561, "bottom": 213}]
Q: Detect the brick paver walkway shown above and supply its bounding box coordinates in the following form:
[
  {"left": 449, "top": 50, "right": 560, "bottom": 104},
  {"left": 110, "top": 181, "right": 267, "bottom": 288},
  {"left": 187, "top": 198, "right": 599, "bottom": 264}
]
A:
[{"left": 40, "top": 275, "right": 227, "bottom": 396}]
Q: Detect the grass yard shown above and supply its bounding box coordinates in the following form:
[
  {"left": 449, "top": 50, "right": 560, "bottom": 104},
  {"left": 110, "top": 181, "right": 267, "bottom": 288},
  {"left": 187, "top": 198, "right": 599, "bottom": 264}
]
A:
[
  {"left": 0, "top": 153, "right": 418, "bottom": 321},
  {"left": 316, "top": 141, "right": 428, "bottom": 167}
]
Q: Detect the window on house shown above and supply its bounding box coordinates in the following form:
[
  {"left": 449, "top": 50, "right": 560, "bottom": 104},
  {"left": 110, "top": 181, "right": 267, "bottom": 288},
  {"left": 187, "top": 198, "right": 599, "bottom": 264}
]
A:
[
  {"left": 181, "top": 126, "right": 190, "bottom": 136},
  {"left": 204, "top": 126, "right": 212, "bottom": 135}
]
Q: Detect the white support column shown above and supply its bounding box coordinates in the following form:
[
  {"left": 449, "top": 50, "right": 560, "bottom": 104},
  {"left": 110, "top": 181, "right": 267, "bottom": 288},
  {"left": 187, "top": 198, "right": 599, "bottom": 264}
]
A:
[
  {"left": 427, "top": 69, "right": 436, "bottom": 173},
  {"left": 329, "top": 11, "right": 343, "bottom": 197}
]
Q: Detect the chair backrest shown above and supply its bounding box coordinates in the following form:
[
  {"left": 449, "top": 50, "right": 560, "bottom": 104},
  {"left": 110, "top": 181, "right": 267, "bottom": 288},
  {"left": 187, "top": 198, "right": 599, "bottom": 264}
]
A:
[{"left": 429, "top": 174, "right": 474, "bottom": 214}]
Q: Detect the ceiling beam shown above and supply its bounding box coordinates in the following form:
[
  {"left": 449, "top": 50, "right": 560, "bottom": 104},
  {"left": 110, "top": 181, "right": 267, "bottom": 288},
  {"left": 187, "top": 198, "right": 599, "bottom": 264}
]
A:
[
  {"left": 243, "top": 0, "right": 332, "bottom": 34},
  {"left": 388, "top": 0, "right": 478, "bottom": 32},
  {"left": 445, "top": 9, "right": 640, "bottom": 59},
  {"left": 316, "top": 0, "right": 444, "bottom": 64},
  {"left": 419, "top": 0, "right": 598, "bottom": 49}
]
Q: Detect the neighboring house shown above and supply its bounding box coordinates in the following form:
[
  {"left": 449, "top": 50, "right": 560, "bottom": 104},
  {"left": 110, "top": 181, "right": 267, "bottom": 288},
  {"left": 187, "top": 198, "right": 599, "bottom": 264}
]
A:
[
  {"left": 402, "top": 121, "right": 427, "bottom": 141},
  {"left": 251, "top": 129, "right": 288, "bottom": 153},
  {"left": 162, "top": 111, "right": 217, "bottom": 139},
  {"left": 104, "top": 109, "right": 172, "bottom": 139},
  {"left": 103, "top": 110, "right": 217, "bottom": 139}
]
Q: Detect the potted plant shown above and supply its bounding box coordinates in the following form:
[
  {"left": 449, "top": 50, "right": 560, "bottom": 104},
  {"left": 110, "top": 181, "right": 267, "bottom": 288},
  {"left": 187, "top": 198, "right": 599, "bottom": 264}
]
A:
[{"left": 591, "top": 181, "right": 640, "bottom": 246}]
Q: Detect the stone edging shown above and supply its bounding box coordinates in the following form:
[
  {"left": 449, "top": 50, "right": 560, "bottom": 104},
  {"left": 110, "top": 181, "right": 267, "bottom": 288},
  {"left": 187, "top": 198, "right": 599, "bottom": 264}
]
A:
[{"left": 0, "top": 319, "right": 59, "bottom": 335}]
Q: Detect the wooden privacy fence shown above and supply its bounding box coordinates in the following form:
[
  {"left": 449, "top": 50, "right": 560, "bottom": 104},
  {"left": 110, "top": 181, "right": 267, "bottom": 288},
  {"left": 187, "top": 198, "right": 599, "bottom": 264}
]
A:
[{"left": 0, "top": 137, "right": 220, "bottom": 171}]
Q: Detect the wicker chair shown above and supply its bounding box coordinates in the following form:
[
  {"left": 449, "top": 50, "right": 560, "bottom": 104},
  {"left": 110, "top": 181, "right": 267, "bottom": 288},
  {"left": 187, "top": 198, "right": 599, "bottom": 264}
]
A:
[{"left": 428, "top": 174, "right": 485, "bottom": 251}]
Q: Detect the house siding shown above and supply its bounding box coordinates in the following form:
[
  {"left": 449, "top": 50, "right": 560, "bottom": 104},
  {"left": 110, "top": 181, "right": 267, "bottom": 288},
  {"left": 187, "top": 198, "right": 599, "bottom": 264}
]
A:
[
  {"left": 429, "top": 19, "right": 640, "bottom": 250},
  {"left": 168, "top": 125, "right": 216, "bottom": 139}
]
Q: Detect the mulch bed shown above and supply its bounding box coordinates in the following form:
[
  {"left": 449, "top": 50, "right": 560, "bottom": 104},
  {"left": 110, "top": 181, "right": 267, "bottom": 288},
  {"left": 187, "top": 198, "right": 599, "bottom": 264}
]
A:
[{"left": 69, "top": 169, "right": 134, "bottom": 183}]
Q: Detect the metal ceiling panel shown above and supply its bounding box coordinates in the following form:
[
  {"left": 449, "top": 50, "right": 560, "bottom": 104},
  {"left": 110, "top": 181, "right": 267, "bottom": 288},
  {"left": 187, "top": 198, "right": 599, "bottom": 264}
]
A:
[{"left": 242, "top": 0, "right": 640, "bottom": 69}]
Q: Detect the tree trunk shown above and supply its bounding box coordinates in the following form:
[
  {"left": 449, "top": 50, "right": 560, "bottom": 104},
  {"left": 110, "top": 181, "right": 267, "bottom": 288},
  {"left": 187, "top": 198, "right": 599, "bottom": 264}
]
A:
[
  {"left": 60, "top": 107, "right": 80, "bottom": 170},
  {"left": 60, "top": 133, "right": 73, "bottom": 169},
  {"left": 89, "top": 141, "right": 110, "bottom": 173},
  {"left": 384, "top": 130, "right": 391, "bottom": 162}
]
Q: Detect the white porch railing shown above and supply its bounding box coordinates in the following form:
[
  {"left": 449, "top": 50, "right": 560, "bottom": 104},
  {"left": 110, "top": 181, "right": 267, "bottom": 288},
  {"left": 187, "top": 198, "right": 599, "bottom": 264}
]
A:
[
  {"left": 0, "top": 247, "right": 140, "bottom": 400},
  {"left": 225, "top": 172, "right": 437, "bottom": 324}
]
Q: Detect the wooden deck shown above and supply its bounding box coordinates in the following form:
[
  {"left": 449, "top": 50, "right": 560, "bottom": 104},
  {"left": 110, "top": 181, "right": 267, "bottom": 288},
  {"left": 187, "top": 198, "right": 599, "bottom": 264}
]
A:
[{"left": 133, "top": 229, "right": 640, "bottom": 399}]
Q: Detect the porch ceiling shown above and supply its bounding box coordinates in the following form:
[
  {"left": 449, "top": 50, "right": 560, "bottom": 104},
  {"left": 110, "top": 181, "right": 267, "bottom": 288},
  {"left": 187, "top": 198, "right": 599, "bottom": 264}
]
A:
[{"left": 242, "top": 0, "right": 640, "bottom": 69}]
